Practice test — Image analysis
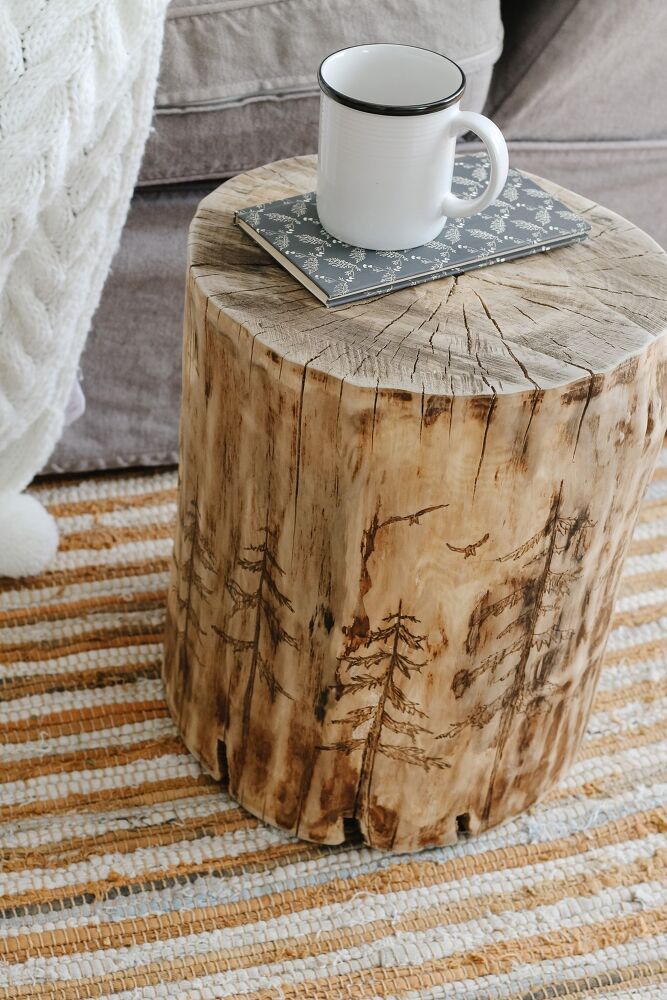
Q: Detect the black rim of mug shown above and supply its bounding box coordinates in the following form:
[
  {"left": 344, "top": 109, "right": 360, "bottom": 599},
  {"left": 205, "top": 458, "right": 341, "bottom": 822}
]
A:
[{"left": 317, "top": 43, "right": 466, "bottom": 117}]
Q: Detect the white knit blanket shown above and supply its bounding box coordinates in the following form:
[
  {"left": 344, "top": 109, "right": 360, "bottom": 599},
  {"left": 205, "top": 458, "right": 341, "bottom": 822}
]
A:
[{"left": 0, "top": 0, "right": 169, "bottom": 575}]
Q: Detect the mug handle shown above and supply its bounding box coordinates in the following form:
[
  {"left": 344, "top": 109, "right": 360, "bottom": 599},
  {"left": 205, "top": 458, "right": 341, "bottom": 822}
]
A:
[{"left": 441, "top": 111, "right": 509, "bottom": 219}]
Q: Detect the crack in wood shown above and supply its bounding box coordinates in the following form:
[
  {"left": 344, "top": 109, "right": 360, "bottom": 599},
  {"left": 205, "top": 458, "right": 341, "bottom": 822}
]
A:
[
  {"left": 475, "top": 352, "right": 496, "bottom": 394},
  {"left": 522, "top": 388, "right": 542, "bottom": 453},
  {"left": 296, "top": 314, "right": 346, "bottom": 337},
  {"left": 597, "top": 302, "right": 657, "bottom": 327},
  {"left": 248, "top": 331, "right": 257, "bottom": 382},
  {"left": 462, "top": 301, "right": 474, "bottom": 356},
  {"left": 212, "top": 282, "right": 287, "bottom": 297},
  {"left": 584, "top": 285, "right": 666, "bottom": 303},
  {"left": 473, "top": 394, "right": 497, "bottom": 500},
  {"left": 549, "top": 338, "right": 596, "bottom": 380},
  {"left": 203, "top": 299, "right": 213, "bottom": 401},
  {"left": 474, "top": 291, "right": 541, "bottom": 391},
  {"left": 419, "top": 386, "right": 425, "bottom": 441},
  {"left": 573, "top": 371, "right": 596, "bottom": 458},
  {"left": 513, "top": 303, "right": 538, "bottom": 325},
  {"left": 335, "top": 377, "right": 346, "bottom": 451},
  {"left": 390, "top": 301, "right": 440, "bottom": 362},
  {"left": 395, "top": 301, "right": 443, "bottom": 366},
  {"left": 291, "top": 345, "right": 330, "bottom": 560},
  {"left": 371, "top": 380, "right": 380, "bottom": 452}
]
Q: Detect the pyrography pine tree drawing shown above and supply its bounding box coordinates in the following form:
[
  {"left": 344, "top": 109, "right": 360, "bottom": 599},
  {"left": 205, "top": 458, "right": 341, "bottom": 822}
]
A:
[
  {"left": 172, "top": 490, "right": 216, "bottom": 656},
  {"left": 321, "top": 600, "right": 450, "bottom": 839},
  {"left": 438, "top": 481, "right": 595, "bottom": 823},
  {"left": 213, "top": 510, "right": 296, "bottom": 781}
]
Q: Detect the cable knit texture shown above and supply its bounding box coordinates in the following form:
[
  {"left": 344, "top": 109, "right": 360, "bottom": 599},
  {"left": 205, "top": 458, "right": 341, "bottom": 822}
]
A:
[{"left": 0, "top": 0, "right": 169, "bottom": 575}]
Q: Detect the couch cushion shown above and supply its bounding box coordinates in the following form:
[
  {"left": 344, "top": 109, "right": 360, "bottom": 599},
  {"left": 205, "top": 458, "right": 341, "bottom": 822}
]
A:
[
  {"left": 487, "top": 0, "right": 667, "bottom": 142},
  {"left": 139, "top": 0, "right": 503, "bottom": 185}
]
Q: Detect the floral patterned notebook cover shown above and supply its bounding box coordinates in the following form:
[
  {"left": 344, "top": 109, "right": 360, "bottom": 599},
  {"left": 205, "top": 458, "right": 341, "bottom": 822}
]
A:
[{"left": 235, "top": 154, "right": 590, "bottom": 308}]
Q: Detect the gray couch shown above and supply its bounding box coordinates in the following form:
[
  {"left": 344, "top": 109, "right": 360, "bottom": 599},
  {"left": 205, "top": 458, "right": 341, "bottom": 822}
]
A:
[{"left": 49, "top": 0, "right": 667, "bottom": 473}]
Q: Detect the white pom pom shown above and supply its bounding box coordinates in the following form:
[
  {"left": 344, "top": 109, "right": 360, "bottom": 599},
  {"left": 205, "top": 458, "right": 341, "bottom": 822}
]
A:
[{"left": 0, "top": 493, "right": 59, "bottom": 578}]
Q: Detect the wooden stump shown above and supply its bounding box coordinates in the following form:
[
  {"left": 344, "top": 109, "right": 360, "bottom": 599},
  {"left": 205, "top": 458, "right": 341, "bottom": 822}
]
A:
[{"left": 163, "top": 155, "right": 667, "bottom": 852}]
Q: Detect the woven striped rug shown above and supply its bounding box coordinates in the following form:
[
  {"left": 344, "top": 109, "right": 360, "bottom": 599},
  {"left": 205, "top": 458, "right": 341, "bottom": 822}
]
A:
[{"left": 1, "top": 455, "right": 666, "bottom": 1000}]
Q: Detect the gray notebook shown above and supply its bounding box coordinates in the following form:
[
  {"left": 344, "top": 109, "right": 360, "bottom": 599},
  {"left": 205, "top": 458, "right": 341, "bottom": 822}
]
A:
[{"left": 235, "top": 154, "right": 590, "bottom": 308}]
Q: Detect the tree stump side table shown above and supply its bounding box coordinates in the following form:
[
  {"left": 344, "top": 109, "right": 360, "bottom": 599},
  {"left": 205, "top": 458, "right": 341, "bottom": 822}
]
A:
[{"left": 163, "top": 155, "right": 667, "bottom": 852}]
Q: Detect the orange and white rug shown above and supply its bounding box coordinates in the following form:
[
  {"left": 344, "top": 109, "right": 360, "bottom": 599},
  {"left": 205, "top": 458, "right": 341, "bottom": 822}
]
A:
[{"left": 0, "top": 459, "right": 666, "bottom": 998}]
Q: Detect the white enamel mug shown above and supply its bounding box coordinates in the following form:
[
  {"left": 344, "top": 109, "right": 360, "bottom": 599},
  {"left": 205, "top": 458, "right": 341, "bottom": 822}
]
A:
[{"left": 316, "top": 43, "right": 509, "bottom": 251}]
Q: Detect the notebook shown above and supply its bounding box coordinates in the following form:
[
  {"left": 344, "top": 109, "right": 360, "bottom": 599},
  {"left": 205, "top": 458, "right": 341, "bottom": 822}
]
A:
[{"left": 234, "top": 154, "right": 590, "bottom": 308}]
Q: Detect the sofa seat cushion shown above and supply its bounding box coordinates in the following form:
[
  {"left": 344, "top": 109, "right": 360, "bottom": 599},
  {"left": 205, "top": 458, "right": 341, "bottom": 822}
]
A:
[{"left": 139, "top": 0, "right": 503, "bottom": 186}]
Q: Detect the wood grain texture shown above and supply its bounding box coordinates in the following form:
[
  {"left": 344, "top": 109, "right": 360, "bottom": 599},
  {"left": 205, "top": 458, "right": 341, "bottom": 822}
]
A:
[{"left": 163, "top": 155, "right": 667, "bottom": 852}]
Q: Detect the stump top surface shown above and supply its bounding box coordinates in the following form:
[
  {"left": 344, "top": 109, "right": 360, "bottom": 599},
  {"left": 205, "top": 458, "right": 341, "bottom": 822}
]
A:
[{"left": 190, "top": 155, "right": 667, "bottom": 396}]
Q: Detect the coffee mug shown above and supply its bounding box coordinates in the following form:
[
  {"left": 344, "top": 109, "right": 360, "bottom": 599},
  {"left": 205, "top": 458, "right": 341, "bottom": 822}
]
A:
[{"left": 316, "top": 43, "right": 509, "bottom": 251}]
